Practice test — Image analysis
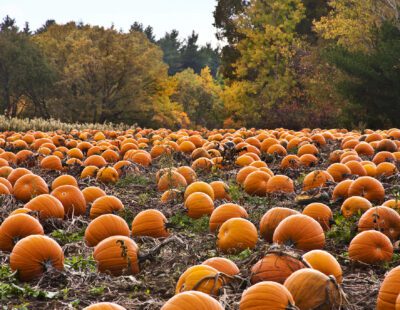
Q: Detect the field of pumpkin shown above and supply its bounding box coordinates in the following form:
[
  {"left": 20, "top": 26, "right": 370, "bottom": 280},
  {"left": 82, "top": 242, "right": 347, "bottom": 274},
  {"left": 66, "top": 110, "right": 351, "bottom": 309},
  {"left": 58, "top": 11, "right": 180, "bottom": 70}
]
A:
[{"left": 1, "top": 127, "right": 400, "bottom": 309}]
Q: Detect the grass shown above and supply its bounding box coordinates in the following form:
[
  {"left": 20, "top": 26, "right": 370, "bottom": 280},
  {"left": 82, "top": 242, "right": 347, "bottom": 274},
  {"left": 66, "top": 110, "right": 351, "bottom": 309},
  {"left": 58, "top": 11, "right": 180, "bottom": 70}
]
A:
[
  {"left": 327, "top": 212, "right": 359, "bottom": 245},
  {"left": 169, "top": 212, "right": 210, "bottom": 234},
  {"left": 116, "top": 174, "right": 150, "bottom": 188},
  {"left": 227, "top": 248, "right": 253, "bottom": 261},
  {"left": 49, "top": 228, "right": 85, "bottom": 245},
  {"left": 65, "top": 255, "right": 97, "bottom": 272}
]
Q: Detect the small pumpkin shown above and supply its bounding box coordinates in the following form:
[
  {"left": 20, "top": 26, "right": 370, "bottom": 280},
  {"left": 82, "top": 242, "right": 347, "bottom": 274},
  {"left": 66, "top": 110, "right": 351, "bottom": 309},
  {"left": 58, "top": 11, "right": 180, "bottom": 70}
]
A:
[
  {"left": 51, "top": 185, "right": 86, "bottom": 217},
  {"left": 302, "top": 203, "right": 333, "bottom": 231},
  {"left": 259, "top": 207, "right": 299, "bottom": 242},
  {"left": 210, "top": 181, "right": 231, "bottom": 200},
  {"left": 96, "top": 166, "right": 119, "bottom": 184},
  {"left": 24, "top": 194, "right": 65, "bottom": 219},
  {"left": 51, "top": 175, "right": 78, "bottom": 190},
  {"left": 209, "top": 203, "right": 248, "bottom": 232},
  {"left": 184, "top": 192, "right": 214, "bottom": 219},
  {"left": 202, "top": 257, "right": 239, "bottom": 277},
  {"left": 175, "top": 265, "right": 224, "bottom": 295},
  {"left": 341, "top": 196, "right": 372, "bottom": 218},
  {"left": 358, "top": 206, "right": 400, "bottom": 241},
  {"left": 348, "top": 176, "right": 385, "bottom": 203},
  {"left": 302, "top": 170, "right": 334, "bottom": 191},
  {"left": 184, "top": 181, "right": 215, "bottom": 200},
  {"left": 266, "top": 175, "right": 294, "bottom": 193},
  {"left": 82, "top": 186, "right": 107, "bottom": 204},
  {"left": 13, "top": 174, "right": 49, "bottom": 202},
  {"left": 243, "top": 170, "right": 270, "bottom": 196},
  {"left": 83, "top": 302, "right": 126, "bottom": 310},
  {"left": 90, "top": 195, "right": 124, "bottom": 219},
  {"left": 303, "top": 250, "right": 343, "bottom": 284}
]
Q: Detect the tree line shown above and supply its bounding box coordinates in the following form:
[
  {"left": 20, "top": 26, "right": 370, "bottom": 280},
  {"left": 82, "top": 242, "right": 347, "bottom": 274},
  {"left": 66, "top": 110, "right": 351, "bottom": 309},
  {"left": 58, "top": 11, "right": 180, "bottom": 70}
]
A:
[{"left": 1, "top": 0, "right": 400, "bottom": 129}]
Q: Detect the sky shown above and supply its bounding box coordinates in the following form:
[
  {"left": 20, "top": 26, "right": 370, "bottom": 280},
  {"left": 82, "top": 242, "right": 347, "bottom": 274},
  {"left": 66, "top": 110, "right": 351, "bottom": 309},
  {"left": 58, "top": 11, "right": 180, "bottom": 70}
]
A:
[{"left": 0, "top": 0, "right": 220, "bottom": 46}]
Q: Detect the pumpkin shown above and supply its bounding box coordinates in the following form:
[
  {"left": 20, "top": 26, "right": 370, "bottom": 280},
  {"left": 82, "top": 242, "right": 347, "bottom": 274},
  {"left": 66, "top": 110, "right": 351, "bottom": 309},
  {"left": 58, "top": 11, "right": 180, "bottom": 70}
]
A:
[
  {"left": 80, "top": 166, "right": 99, "bottom": 179},
  {"left": 0, "top": 166, "right": 13, "bottom": 178},
  {"left": 240, "top": 281, "right": 296, "bottom": 310},
  {"left": 131, "top": 209, "right": 169, "bottom": 238},
  {"left": 217, "top": 218, "right": 257, "bottom": 253},
  {"left": 51, "top": 185, "right": 86, "bottom": 217},
  {"left": 40, "top": 155, "right": 63, "bottom": 171},
  {"left": 0, "top": 214, "right": 44, "bottom": 252},
  {"left": 83, "top": 155, "right": 107, "bottom": 167},
  {"left": 348, "top": 176, "right": 385, "bottom": 203},
  {"left": 341, "top": 196, "right": 372, "bottom": 218},
  {"left": 184, "top": 181, "right": 215, "bottom": 200},
  {"left": 236, "top": 166, "right": 259, "bottom": 185},
  {"left": 373, "top": 151, "right": 396, "bottom": 165},
  {"left": 332, "top": 179, "right": 353, "bottom": 201},
  {"left": 251, "top": 252, "right": 306, "bottom": 284},
  {"left": 90, "top": 195, "right": 124, "bottom": 219},
  {"left": 0, "top": 177, "right": 12, "bottom": 192},
  {"left": 10, "top": 235, "right": 64, "bottom": 281},
  {"left": 85, "top": 214, "right": 130, "bottom": 247},
  {"left": 93, "top": 235, "right": 139, "bottom": 276},
  {"left": 101, "top": 149, "right": 120, "bottom": 163},
  {"left": 24, "top": 194, "right": 65, "bottom": 219},
  {"left": 83, "top": 302, "right": 126, "bottom": 310},
  {"left": 326, "top": 163, "right": 351, "bottom": 182},
  {"left": 184, "top": 192, "right": 214, "bottom": 219},
  {"left": 358, "top": 206, "right": 400, "bottom": 241},
  {"left": 259, "top": 207, "right": 299, "bottom": 242},
  {"left": 96, "top": 166, "right": 119, "bottom": 183},
  {"left": 202, "top": 257, "right": 239, "bottom": 277},
  {"left": 348, "top": 230, "right": 393, "bottom": 264},
  {"left": 299, "top": 154, "right": 318, "bottom": 167},
  {"left": 13, "top": 174, "right": 49, "bottom": 202},
  {"left": 113, "top": 160, "right": 132, "bottom": 176},
  {"left": 191, "top": 157, "right": 213, "bottom": 171},
  {"left": 298, "top": 143, "right": 319, "bottom": 156},
  {"left": 7, "top": 167, "right": 32, "bottom": 186},
  {"left": 51, "top": 175, "right": 78, "bottom": 190},
  {"left": 273, "top": 214, "right": 325, "bottom": 251},
  {"left": 284, "top": 269, "right": 342, "bottom": 310},
  {"left": 243, "top": 171, "right": 270, "bottom": 196},
  {"left": 302, "top": 203, "right": 333, "bottom": 231},
  {"left": 383, "top": 199, "right": 400, "bottom": 212},
  {"left": 82, "top": 186, "right": 106, "bottom": 204},
  {"left": 266, "top": 175, "right": 294, "bottom": 193},
  {"left": 162, "top": 291, "right": 223, "bottom": 310},
  {"left": 377, "top": 265, "right": 400, "bottom": 309},
  {"left": 303, "top": 250, "right": 343, "bottom": 284},
  {"left": 376, "top": 162, "right": 397, "bottom": 177},
  {"left": 302, "top": 170, "right": 334, "bottom": 191},
  {"left": 175, "top": 265, "right": 224, "bottom": 295},
  {"left": 157, "top": 171, "right": 187, "bottom": 192},
  {"left": 209, "top": 203, "right": 248, "bottom": 232},
  {"left": 161, "top": 189, "right": 181, "bottom": 203},
  {"left": 280, "top": 155, "right": 301, "bottom": 170},
  {"left": 210, "top": 181, "right": 231, "bottom": 200},
  {"left": 176, "top": 166, "right": 197, "bottom": 184}
]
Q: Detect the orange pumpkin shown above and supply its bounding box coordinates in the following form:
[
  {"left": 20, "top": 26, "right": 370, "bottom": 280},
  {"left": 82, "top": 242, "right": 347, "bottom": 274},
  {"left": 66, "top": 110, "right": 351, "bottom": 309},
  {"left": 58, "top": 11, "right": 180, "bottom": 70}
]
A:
[
  {"left": 85, "top": 214, "right": 130, "bottom": 247},
  {"left": 96, "top": 167, "right": 119, "bottom": 183},
  {"left": 131, "top": 209, "right": 169, "bottom": 238},
  {"left": 10, "top": 235, "right": 64, "bottom": 281},
  {"left": 259, "top": 207, "right": 299, "bottom": 242},
  {"left": 162, "top": 291, "right": 223, "bottom": 310},
  {"left": 24, "top": 194, "right": 65, "bottom": 219},
  {"left": 13, "top": 174, "right": 49, "bottom": 202},
  {"left": 349, "top": 230, "right": 393, "bottom": 264},
  {"left": 184, "top": 192, "right": 214, "bottom": 219},
  {"left": 184, "top": 181, "right": 214, "bottom": 200},
  {"left": 90, "top": 195, "right": 124, "bottom": 219},
  {"left": 93, "top": 235, "right": 139, "bottom": 276},
  {"left": 51, "top": 185, "right": 86, "bottom": 217},
  {"left": 209, "top": 203, "right": 248, "bottom": 232},
  {"left": 302, "top": 203, "right": 333, "bottom": 231},
  {"left": 243, "top": 170, "right": 270, "bottom": 196},
  {"left": 302, "top": 170, "right": 334, "bottom": 191},
  {"left": 303, "top": 250, "right": 343, "bottom": 284},
  {"left": 210, "top": 181, "right": 231, "bottom": 200},
  {"left": 348, "top": 176, "right": 385, "bottom": 203},
  {"left": 266, "top": 175, "right": 294, "bottom": 193},
  {"left": 217, "top": 218, "right": 257, "bottom": 253},
  {"left": 358, "top": 206, "right": 400, "bottom": 241},
  {"left": 51, "top": 175, "right": 78, "bottom": 190},
  {"left": 202, "top": 257, "right": 239, "bottom": 277},
  {"left": 377, "top": 265, "right": 400, "bottom": 309},
  {"left": 273, "top": 214, "right": 325, "bottom": 251},
  {"left": 82, "top": 186, "right": 107, "bottom": 204},
  {"left": 83, "top": 302, "right": 126, "bottom": 310},
  {"left": 239, "top": 281, "right": 296, "bottom": 310},
  {"left": 175, "top": 265, "right": 224, "bottom": 295}
]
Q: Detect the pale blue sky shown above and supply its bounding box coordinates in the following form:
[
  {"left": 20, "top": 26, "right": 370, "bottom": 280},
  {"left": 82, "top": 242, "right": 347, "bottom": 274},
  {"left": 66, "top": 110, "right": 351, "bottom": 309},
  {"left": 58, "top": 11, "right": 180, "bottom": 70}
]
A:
[{"left": 0, "top": 0, "right": 220, "bottom": 46}]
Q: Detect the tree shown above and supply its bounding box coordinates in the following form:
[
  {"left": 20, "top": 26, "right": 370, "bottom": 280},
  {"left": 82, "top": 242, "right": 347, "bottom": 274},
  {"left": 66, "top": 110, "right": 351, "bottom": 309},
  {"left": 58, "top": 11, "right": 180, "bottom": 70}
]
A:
[
  {"left": 158, "top": 30, "right": 182, "bottom": 75},
  {"left": 324, "top": 22, "right": 400, "bottom": 128},
  {"left": 35, "top": 19, "right": 56, "bottom": 34},
  {"left": 34, "top": 22, "right": 184, "bottom": 128},
  {"left": 0, "top": 16, "right": 55, "bottom": 117},
  {"left": 214, "top": 0, "right": 249, "bottom": 79}
]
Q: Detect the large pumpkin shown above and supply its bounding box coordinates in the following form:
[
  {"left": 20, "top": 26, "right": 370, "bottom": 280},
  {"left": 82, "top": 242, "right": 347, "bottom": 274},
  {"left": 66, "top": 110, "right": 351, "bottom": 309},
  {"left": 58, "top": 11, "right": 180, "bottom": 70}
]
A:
[
  {"left": 348, "top": 176, "right": 385, "bottom": 203},
  {"left": 131, "top": 209, "right": 169, "bottom": 238},
  {"left": 273, "top": 214, "right": 325, "bottom": 251},
  {"left": 348, "top": 230, "right": 393, "bottom": 264},
  {"left": 302, "top": 250, "right": 343, "bottom": 284},
  {"left": 175, "top": 265, "right": 224, "bottom": 295},
  {"left": 251, "top": 252, "right": 306, "bottom": 284},
  {"left": 85, "top": 214, "right": 130, "bottom": 247},
  {"left": 377, "top": 265, "right": 400, "bottom": 309},
  {"left": 243, "top": 171, "right": 270, "bottom": 196},
  {"left": 90, "top": 195, "right": 124, "bottom": 219},
  {"left": 51, "top": 185, "right": 86, "bottom": 217},
  {"left": 162, "top": 291, "right": 223, "bottom": 310},
  {"left": 259, "top": 207, "right": 299, "bottom": 242},
  {"left": 24, "top": 194, "right": 65, "bottom": 219},
  {"left": 13, "top": 174, "right": 49, "bottom": 202},
  {"left": 358, "top": 206, "right": 400, "bottom": 241},
  {"left": 184, "top": 192, "right": 214, "bottom": 219},
  {"left": 10, "top": 235, "right": 64, "bottom": 281},
  {"left": 93, "top": 235, "right": 139, "bottom": 276},
  {"left": 340, "top": 196, "right": 372, "bottom": 218},
  {"left": 240, "top": 281, "right": 296, "bottom": 310},
  {"left": 0, "top": 214, "right": 44, "bottom": 252},
  {"left": 51, "top": 175, "right": 78, "bottom": 190},
  {"left": 217, "top": 218, "right": 257, "bottom": 253},
  {"left": 266, "top": 175, "right": 294, "bottom": 193},
  {"left": 284, "top": 269, "right": 342, "bottom": 310}
]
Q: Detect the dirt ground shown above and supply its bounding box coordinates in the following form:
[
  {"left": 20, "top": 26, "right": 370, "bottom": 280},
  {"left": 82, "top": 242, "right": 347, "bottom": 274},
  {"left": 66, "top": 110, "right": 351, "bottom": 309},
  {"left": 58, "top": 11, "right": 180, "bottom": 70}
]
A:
[{"left": 1, "top": 140, "right": 399, "bottom": 309}]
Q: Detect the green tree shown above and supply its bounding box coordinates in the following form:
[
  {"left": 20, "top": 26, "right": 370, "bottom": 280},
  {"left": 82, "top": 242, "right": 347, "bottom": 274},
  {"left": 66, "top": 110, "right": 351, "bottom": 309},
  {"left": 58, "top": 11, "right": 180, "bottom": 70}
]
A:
[
  {"left": 324, "top": 22, "right": 400, "bottom": 128},
  {"left": 0, "top": 16, "right": 55, "bottom": 117},
  {"left": 158, "top": 30, "right": 182, "bottom": 75}
]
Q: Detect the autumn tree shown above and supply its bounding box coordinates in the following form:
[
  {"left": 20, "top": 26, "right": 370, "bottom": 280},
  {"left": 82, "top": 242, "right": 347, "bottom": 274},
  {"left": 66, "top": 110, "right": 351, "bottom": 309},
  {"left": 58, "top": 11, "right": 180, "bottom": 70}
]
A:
[{"left": 34, "top": 22, "right": 184, "bottom": 128}]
